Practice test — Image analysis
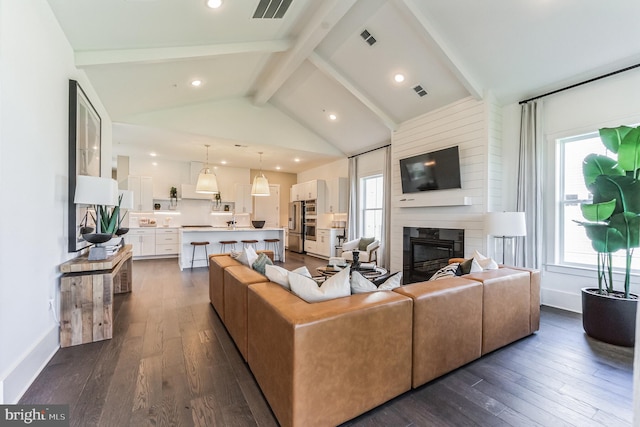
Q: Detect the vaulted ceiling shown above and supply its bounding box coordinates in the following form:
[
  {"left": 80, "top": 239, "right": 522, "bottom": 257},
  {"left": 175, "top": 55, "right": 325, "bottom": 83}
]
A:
[{"left": 47, "top": 0, "right": 640, "bottom": 173}]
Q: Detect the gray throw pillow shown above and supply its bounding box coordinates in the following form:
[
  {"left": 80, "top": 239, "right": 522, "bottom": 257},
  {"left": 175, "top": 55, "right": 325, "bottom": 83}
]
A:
[
  {"left": 358, "top": 237, "right": 375, "bottom": 251},
  {"left": 252, "top": 252, "right": 273, "bottom": 275}
]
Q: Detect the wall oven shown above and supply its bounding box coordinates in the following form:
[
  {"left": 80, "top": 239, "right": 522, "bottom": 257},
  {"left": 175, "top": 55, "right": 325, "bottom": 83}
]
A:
[
  {"left": 304, "top": 200, "right": 316, "bottom": 216},
  {"left": 304, "top": 217, "right": 316, "bottom": 241}
]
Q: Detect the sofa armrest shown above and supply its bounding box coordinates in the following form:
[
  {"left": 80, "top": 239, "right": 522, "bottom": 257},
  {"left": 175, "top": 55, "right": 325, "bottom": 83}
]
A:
[{"left": 247, "top": 283, "right": 413, "bottom": 427}]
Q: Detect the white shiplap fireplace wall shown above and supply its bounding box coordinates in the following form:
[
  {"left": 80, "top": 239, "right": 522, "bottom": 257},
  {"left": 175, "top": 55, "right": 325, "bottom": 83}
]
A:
[{"left": 389, "top": 96, "right": 503, "bottom": 274}]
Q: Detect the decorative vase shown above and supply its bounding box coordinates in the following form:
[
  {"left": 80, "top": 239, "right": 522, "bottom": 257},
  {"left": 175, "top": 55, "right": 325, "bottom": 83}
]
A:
[
  {"left": 352, "top": 250, "right": 360, "bottom": 270},
  {"left": 582, "top": 287, "right": 638, "bottom": 347}
]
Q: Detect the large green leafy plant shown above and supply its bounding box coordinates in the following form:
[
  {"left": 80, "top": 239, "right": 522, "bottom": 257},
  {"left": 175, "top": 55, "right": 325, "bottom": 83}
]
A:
[{"left": 576, "top": 125, "right": 640, "bottom": 298}]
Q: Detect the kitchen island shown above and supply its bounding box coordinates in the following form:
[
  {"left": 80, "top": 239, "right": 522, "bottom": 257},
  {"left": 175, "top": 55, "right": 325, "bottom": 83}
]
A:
[{"left": 179, "top": 227, "right": 286, "bottom": 270}]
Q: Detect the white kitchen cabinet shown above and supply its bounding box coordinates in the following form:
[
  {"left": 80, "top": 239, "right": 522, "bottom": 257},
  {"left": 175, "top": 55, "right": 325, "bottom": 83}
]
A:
[
  {"left": 290, "top": 179, "right": 326, "bottom": 205},
  {"left": 304, "top": 239, "right": 317, "bottom": 255},
  {"left": 126, "top": 228, "right": 156, "bottom": 257},
  {"left": 326, "top": 177, "right": 348, "bottom": 213},
  {"left": 234, "top": 183, "right": 253, "bottom": 213},
  {"left": 123, "top": 175, "right": 153, "bottom": 211},
  {"left": 155, "top": 228, "right": 179, "bottom": 255},
  {"left": 317, "top": 229, "right": 331, "bottom": 257},
  {"left": 290, "top": 182, "right": 303, "bottom": 202}
]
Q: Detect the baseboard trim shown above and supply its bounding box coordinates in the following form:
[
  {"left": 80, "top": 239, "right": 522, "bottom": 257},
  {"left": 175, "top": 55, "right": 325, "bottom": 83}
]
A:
[
  {"left": 1, "top": 325, "right": 59, "bottom": 404},
  {"left": 541, "top": 287, "right": 582, "bottom": 313}
]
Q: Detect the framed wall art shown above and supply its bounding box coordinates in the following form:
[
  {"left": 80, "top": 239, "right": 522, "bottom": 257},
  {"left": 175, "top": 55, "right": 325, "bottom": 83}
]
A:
[{"left": 68, "top": 80, "right": 102, "bottom": 252}]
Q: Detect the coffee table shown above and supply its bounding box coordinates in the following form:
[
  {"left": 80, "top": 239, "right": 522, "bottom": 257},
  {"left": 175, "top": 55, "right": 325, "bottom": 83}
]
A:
[{"left": 316, "top": 265, "right": 388, "bottom": 281}]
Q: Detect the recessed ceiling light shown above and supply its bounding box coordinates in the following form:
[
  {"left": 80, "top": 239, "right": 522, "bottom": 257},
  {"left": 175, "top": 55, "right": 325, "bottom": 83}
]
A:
[
  {"left": 152, "top": 162, "right": 158, "bottom": 166},
  {"left": 206, "top": 0, "right": 222, "bottom": 9},
  {"left": 328, "top": 113, "right": 337, "bottom": 121},
  {"left": 220, "top": 160, "right": 227, "bottom": 165},
  {"left": 191, "top": 80, "right": 202, "bottom": 87},
  {"left": 294, "top": 158, "right": 300, "bottom": 162},
  {"left": 150, "top": 152, "right": 157, "bottom": 157},
  {"left": 394, "top": 73, "right": 405, "bottom": 83},
  {"left": 276, "top": 166, "right": 281, "bottom": 170}
]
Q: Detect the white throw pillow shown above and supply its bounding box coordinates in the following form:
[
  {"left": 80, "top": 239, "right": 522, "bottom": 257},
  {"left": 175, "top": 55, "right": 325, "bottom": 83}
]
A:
[
  {"left": 469, "top": 258, "right": 483, "bottom": 273},
  {"left": 351, "top": 271, "right": 402, "bottom": 294},
  {"left": 265, "top": 264, "right": 290, "bottom": 289},
  {"left": 235, "top": 246, "right": 258, "bottom": 267},
  {"left": 265, "top": 265, "right": 312, "bottom": 290},
  {"left": 471, "top": 250, "right": 499, "bottom": 270},
  {"left": 292, "top": 266, "right": 312, "bottom": 278},
  {"left": 289, "top": 266, "right": 351, "bottom": 303}
]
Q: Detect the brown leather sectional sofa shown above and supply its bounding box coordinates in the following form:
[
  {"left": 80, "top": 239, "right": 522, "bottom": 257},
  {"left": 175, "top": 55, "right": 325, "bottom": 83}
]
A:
[{"left": 209, "top": 254, "right": 540, "bottom": 427}]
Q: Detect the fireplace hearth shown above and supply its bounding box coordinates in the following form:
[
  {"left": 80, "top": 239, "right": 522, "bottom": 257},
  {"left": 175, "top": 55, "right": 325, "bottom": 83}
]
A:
[{"left": 403, "top": 227, "right": 464, "bottom": 284}]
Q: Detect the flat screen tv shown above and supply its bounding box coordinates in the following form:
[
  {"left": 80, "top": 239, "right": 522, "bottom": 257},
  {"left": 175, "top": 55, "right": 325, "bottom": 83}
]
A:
[{"left": 400, "top": 146, "right": 461, "bottom": 193}]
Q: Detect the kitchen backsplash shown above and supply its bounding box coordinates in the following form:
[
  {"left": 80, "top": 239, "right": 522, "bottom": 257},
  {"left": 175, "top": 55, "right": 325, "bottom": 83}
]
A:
[{"left": 126, "top": 199, "right": 251, "bottom": 228}]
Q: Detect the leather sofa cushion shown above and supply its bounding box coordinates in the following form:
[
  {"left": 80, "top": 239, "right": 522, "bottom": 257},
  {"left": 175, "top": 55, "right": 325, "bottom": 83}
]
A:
[
  {"left": 224, "top": 265, "right": 270, "bottom": 360},
  {"left": 395, "top": 277, "right": 483, "bottom": 387},
  {"left": 247, "top": 283, "right": 413, "bottom": 427},
  {"left": 464, "top": 268, "right": 531, "bottom": 354},
  {"left": 209, "top": 255, "right": 242, "bottom": 321}
]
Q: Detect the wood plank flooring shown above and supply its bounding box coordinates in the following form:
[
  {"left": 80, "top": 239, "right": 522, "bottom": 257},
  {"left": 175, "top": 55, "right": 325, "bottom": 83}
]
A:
[{"left": 20, "top": 253, "right": 635, "bottom": 426}]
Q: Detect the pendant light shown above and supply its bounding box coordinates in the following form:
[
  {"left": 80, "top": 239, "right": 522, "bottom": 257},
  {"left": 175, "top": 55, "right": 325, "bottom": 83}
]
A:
[
  {"left": 251, "top": 152, "right": 270, "bottom": 196},
  {"left": 196, "top": 144, "right": 219, "bottom": 194}
]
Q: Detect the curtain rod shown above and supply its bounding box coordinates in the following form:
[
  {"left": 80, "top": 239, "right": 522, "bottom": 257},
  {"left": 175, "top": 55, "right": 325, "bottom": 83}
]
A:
[
  {"left": 348, "top": 144, "right": 391, "bottom": 159},
  {"left": 519, "top": 62, "right": 640, "bottom": 105}
]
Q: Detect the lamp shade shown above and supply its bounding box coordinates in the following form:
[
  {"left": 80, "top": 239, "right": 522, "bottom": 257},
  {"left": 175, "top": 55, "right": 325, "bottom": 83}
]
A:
[
  {"left": 196, "top": 170, "right": 219, "bottom": 194},
  {"left": 486, "top": 212, "right": 527, "bottom": 237},
  {"left": 74, "top": 175, "right": 118, "bottom": 206},
  {"left": 118, "top": 190, "right": 134, "bottom": 209},
  {"left": 251, "top": 174, "right": 270, "bottom": 196}
]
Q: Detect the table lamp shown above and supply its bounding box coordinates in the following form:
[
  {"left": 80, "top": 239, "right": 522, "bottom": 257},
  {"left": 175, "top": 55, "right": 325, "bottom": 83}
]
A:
[
  {"left": 486, "top": 212, "right": 526, "bottom": 265},
  {"left": 74, "top": 175, "right": 118, "bottom": 259}
]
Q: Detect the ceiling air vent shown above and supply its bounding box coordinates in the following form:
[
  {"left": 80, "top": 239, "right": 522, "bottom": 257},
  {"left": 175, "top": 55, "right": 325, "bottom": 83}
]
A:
[
  {"left": 360, "top": 29, "right": 377, "bottom": 46},
  {"left": 413, "top": 85, "right": 428, "bottom": 97},
  {"left": 253, "top": 0, "right": 292, "bottom": 19}
]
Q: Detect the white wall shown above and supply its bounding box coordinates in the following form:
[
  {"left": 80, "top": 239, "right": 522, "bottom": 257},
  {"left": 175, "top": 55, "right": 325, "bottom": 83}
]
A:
[
  {"left": 297, "top": 158, "right": 348, "bottom": 183},
  {"left": 0, "top": 0, "right": 113, "bottom": 403},
  {"left": 501, "top": 68, "right": 640, "bottom": 313},
  {"left": 389, "top": 97, "right": 498, "bottom": 274},
  {"left": 126, "top": 155, "right": 250, "bottom": 202}
]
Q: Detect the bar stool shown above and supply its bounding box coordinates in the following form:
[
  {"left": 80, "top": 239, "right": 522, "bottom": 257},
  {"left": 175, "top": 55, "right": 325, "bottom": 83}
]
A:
[
  {"left": 190, "top": 241, "right": 210, "bottom": 270},
  {"left": 219, "top": 240, "right": 238, "bottom": 253},
  {"left": 241, "top": 239, "right": 259, "bottom": 250},
  {"left": 263, "top": 238, "right": 280, "bottom": 261}
]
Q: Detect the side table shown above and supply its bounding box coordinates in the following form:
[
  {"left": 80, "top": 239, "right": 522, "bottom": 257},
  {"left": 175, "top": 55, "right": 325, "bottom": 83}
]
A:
[{"left": 59, "top": 244, "right": 133, "bottom": 347}]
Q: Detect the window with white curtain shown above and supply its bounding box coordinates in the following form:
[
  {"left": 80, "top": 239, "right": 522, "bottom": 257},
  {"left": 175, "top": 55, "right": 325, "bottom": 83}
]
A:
[
  {"left": 558, "top": 131, "right": 640, "bottom": 271},
  {"left": 361, "top": 174, "right": 383, "bottom": 241}
]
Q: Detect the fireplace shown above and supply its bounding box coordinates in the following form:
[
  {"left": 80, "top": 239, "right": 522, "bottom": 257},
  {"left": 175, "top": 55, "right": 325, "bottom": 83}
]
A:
[{"left": 403, "top": 227, "right": 464, "bottom": 284}]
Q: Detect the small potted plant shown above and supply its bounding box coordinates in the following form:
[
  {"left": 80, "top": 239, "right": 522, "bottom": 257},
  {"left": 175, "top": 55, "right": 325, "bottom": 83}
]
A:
[
  {"left": 576, "top": 125, "right": 640, "bottom": 347},
  {"left": 169, "top": 186, "right": 178, "bottom": 209}
]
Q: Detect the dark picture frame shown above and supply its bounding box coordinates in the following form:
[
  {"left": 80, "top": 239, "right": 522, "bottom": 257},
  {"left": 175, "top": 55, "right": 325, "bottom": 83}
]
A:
[{"left": 68, "top": 80, "right": 102, "bottom": 252}]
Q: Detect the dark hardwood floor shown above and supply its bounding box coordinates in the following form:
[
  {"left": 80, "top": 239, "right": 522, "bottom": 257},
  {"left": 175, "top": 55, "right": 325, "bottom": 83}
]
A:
[{"left": 21, "top": 252, "right": 635, "bottom": 426}]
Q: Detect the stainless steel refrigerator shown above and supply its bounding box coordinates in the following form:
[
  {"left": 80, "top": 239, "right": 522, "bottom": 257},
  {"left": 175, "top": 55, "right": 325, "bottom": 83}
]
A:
[{"left": 288, "top": 201, "right": 304, "bottom": 253}]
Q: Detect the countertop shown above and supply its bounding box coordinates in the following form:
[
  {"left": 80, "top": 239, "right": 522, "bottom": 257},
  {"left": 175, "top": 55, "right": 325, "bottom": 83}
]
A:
[{"left": 180, "top": 227, "right": 285, "bottom": 232}]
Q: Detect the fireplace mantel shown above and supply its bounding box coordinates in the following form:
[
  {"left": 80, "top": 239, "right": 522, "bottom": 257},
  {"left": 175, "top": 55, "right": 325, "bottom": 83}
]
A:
[{"left": 396, "top": 195, "right": 472, "bottom": 207}]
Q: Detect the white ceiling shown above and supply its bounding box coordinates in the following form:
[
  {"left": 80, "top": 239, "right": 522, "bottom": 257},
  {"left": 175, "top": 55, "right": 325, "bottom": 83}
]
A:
[{"left": 46, "top": 0, "right": 640, "bottom": 174}]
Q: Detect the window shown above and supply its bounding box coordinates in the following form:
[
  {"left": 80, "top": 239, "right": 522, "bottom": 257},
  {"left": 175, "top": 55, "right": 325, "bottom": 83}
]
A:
[
  {"left": 558, "top": 131, "right": 640, "bottom": 270},
  {"left": 361, "top": 174, "right": 383, "bottom": 241}
]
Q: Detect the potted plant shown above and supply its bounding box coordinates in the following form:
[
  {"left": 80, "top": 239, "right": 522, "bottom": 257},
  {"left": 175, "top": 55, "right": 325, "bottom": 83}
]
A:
[
  {"left": 576, "top": 124, "right": 640, "bottom": 347},
  {"left": 169, "top": 186, "right": 178, "bottom": 209}
]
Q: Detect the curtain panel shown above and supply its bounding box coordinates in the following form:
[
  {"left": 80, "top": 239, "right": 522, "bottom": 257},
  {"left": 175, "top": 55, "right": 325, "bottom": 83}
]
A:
[{"left": 516, "top": 100, "right": 544, "bottom": 269}]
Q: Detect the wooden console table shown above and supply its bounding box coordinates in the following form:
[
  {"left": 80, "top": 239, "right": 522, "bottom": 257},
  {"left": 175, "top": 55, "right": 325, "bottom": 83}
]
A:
[{"left": 59, "top": 244, "right": 133, "bottom": 347}]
